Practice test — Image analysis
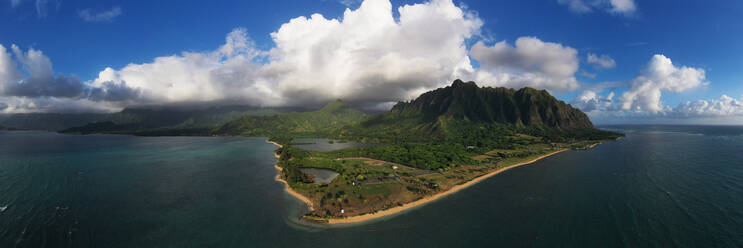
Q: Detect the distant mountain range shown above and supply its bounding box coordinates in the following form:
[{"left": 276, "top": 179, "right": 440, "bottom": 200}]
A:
[
  {"left": 60, "top": 105, "right": 300, "bottom": 135},
  {"left": 49, "top": 80, "right": 618, "bottom": 141},
  {"left": 213, "top": 100, "right": 368, "bottom": 137}
]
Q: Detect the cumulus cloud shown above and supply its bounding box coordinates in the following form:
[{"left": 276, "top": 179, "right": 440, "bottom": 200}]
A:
[
  {"left": 672, "top": 95, "right": 743, "bottom": 117},
  {"left": 619, "top": 54, "right": 707, "bottom": 113},
  {"left": 92, "top": 0, "right": 482, "bottom": 109},
  {"left": 89, "top": 28, "right": 272, "bottom": 106},
  {"left": 573, "top": 55, "right": 712, "bottom": 118},
  {"left": 78, "top": 6, "right": 122, "bottom": 22},
  {"left": 571, "top": 90, "right": 614, "bottom": 112},
  {"left": 587, "top": 53, "right": 616, "bottom": 69},
  {"left": 470, "top": 37, "right": 580, "bottom": 91},
  {"left": 0, "top": 44, "right": 143, "bottom": 113},
  {"left": 558, "top": 0, "right": 636, "bottom": 16}
]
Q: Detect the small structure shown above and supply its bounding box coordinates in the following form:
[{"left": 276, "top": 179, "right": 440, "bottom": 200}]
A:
[
  {"left": 467, "top": 145, "right": 476, "bottom": 149},
  {"left": 340, "top": 209, "right": 345, "bottom": 215},
  {"left": 392, "top": 165, "right": 399, "bottom": 170}
]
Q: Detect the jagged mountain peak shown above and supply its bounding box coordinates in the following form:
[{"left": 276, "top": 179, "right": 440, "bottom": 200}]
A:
[{"left": 388, "top": 80, "right": 593, "bottom": 129}]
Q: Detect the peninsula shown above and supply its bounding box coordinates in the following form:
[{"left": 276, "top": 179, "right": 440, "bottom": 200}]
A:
[
  {"left": 253, "top": 80, "right": 621, "bottom": 224},
  {"left": 61, "top": 80, "right": 623, "bottom": 224}
]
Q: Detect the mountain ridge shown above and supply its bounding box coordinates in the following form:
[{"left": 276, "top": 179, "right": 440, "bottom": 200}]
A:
[
  {"left": 213, "top": 100, "right": 368, "bottom": 137},
  {"left": 389, "top": 79, "right": 592, "bottom": 129}
]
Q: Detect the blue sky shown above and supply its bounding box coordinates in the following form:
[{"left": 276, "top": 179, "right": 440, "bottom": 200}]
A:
[{"left": 1, "top": 0, "right": 742, "bottom": 124}]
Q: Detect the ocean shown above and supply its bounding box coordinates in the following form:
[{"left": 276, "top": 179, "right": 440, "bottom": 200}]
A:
[{"left": 1, "top": 126, "right": 742, "bottom": 247}]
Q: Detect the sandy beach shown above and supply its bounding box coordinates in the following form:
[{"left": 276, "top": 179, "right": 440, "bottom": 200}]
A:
[
  {"left": 327, "top": 149, "right": 568, "bottom": 225},
  {"left": 266, "top": 138, "right": 567, "bottom": 225},
  {"left": 266, "top": 140, "right": 315, "bottom": 211}
]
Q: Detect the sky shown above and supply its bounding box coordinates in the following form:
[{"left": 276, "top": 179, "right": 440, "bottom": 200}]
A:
[{"left": 1, "top": 0, "right": 742, "bottom": 124}]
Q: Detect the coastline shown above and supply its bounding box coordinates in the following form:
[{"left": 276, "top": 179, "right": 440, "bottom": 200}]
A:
[
  {"left": 266, "top": 140, "right": 315, "bottom": 211},
  {"left": 327, "top": 149, "right": 568, "bottom": 225},
  {"left": 266, "top": 138, "right": 567, "bottom": 225}
]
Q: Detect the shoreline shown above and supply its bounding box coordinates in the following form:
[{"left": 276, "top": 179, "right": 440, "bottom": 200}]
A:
[
  {"left": 266, "top": 140, "right": 315, "bottom": 211},
  {"left": 265, "top": 138, "right": 567, "bottom": 225},
  {"left": 327, "top": 149, "right": 568, "bottom": 225}
]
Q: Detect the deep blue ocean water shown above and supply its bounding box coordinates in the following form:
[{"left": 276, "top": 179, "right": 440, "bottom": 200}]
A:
[{"left": 1, "top": 126, "right": 742, "bottom": 247}]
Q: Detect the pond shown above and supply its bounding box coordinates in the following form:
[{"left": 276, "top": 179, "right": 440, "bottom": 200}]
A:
[
  {"left": 299, "top": 168, "right": 340, "bottom": 184},
  {"left": 291, "top": 138, "right": 370, "bottom": 152}
]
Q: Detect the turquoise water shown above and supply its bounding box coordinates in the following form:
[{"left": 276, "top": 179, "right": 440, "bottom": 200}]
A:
[{"left": 1, "top": 126, "right": 743, "bottom": 247}]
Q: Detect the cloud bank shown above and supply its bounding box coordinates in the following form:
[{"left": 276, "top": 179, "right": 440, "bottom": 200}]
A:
[
  {"left": 0, "top": 44, "right": 142, "bottom": 113},
  {"left": 2, "top": 0, "right": 738, "bottom": 123},
  {"left": 88, "top": 0, "right": 484, "bottom": 109},
  {"left": 3, "top": 0, "right": 496, "bottom": 112}
]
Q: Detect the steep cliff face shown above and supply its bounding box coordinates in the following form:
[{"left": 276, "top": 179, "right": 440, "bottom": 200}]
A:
[{"left": 388, "top": 79, "right": 594, "bottom": 129}]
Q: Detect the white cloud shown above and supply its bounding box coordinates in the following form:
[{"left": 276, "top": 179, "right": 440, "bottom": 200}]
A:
[
  {"left": 580, "top": 71, "right": 597, "bottom": 79},
  {"left": 608, "top": 0, "right": 636, "bottom": 15},
  {"left": 0, "top": 44, "right": 142, "bottom": 113},
  {"left": 557, "top": 0, "right": 636, "bottom": 16},
  {"left": 93, "top": 0, "right": 482, "bottom": 109},
  {"left": 587, "top": 53, "right": 616, "bottom": 69},
  {"left": 0, "top": 45, "right": 21, "bottom": 93},
  {"left": 573, "top": 55, "right": 715, "bottom": 120},
  {"left": 0, "top": 96, "right": 119, "bottom": 113},
  {"left": 571, "top": 90, "right": 614, "bottom": 112},
  {"left": 470, "top": 37, "right": 580, "bottom": 91},
  {"left": 78, "top": 6, "right": 122, "bottom": 23},
  {"left": 90, "top": 28, "right": 271, "bottom": 105},
  {"left": 673, "top": 95, "right": 743, "bottom": 117},
  {"left": 619, "top": 54, "right": 707, "bottom": 113}
]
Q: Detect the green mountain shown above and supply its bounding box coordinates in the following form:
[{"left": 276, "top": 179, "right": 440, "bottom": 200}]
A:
[
  {"left": 396, "top": 79, "right": 593, "bottom": 129},
  {"left": 344, "top": 80, "right": 615, "bottom": 142},
  {"left": 214, "top": 100, "right": 368, "bottom": 137},
  {"left": 62, "top": 80, "right": 617, "bottom": 143},
  {"left": 61, "top": 105, "right": 292, "bottom": 135}
]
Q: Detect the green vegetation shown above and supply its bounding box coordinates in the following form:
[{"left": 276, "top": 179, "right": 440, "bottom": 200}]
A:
[
  {"left": 263, "top": 80, "right": 622, "bottom": 221},
  {"left": 328, "top": 143, "right": 476, "bottom": 170},
  {"left": 60, "top": 79, "right": 624, "bottom": 222},
  {"left": 214, "top": 100, "right": 367, "bottom": 137},
  {"left": 60, "top": 106, "right": 295, "bottom": 135}
]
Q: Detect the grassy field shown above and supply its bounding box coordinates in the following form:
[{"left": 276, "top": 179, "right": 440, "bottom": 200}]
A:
[{"left": 275, "top": 140, "right": 608, "bottom": 222}]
